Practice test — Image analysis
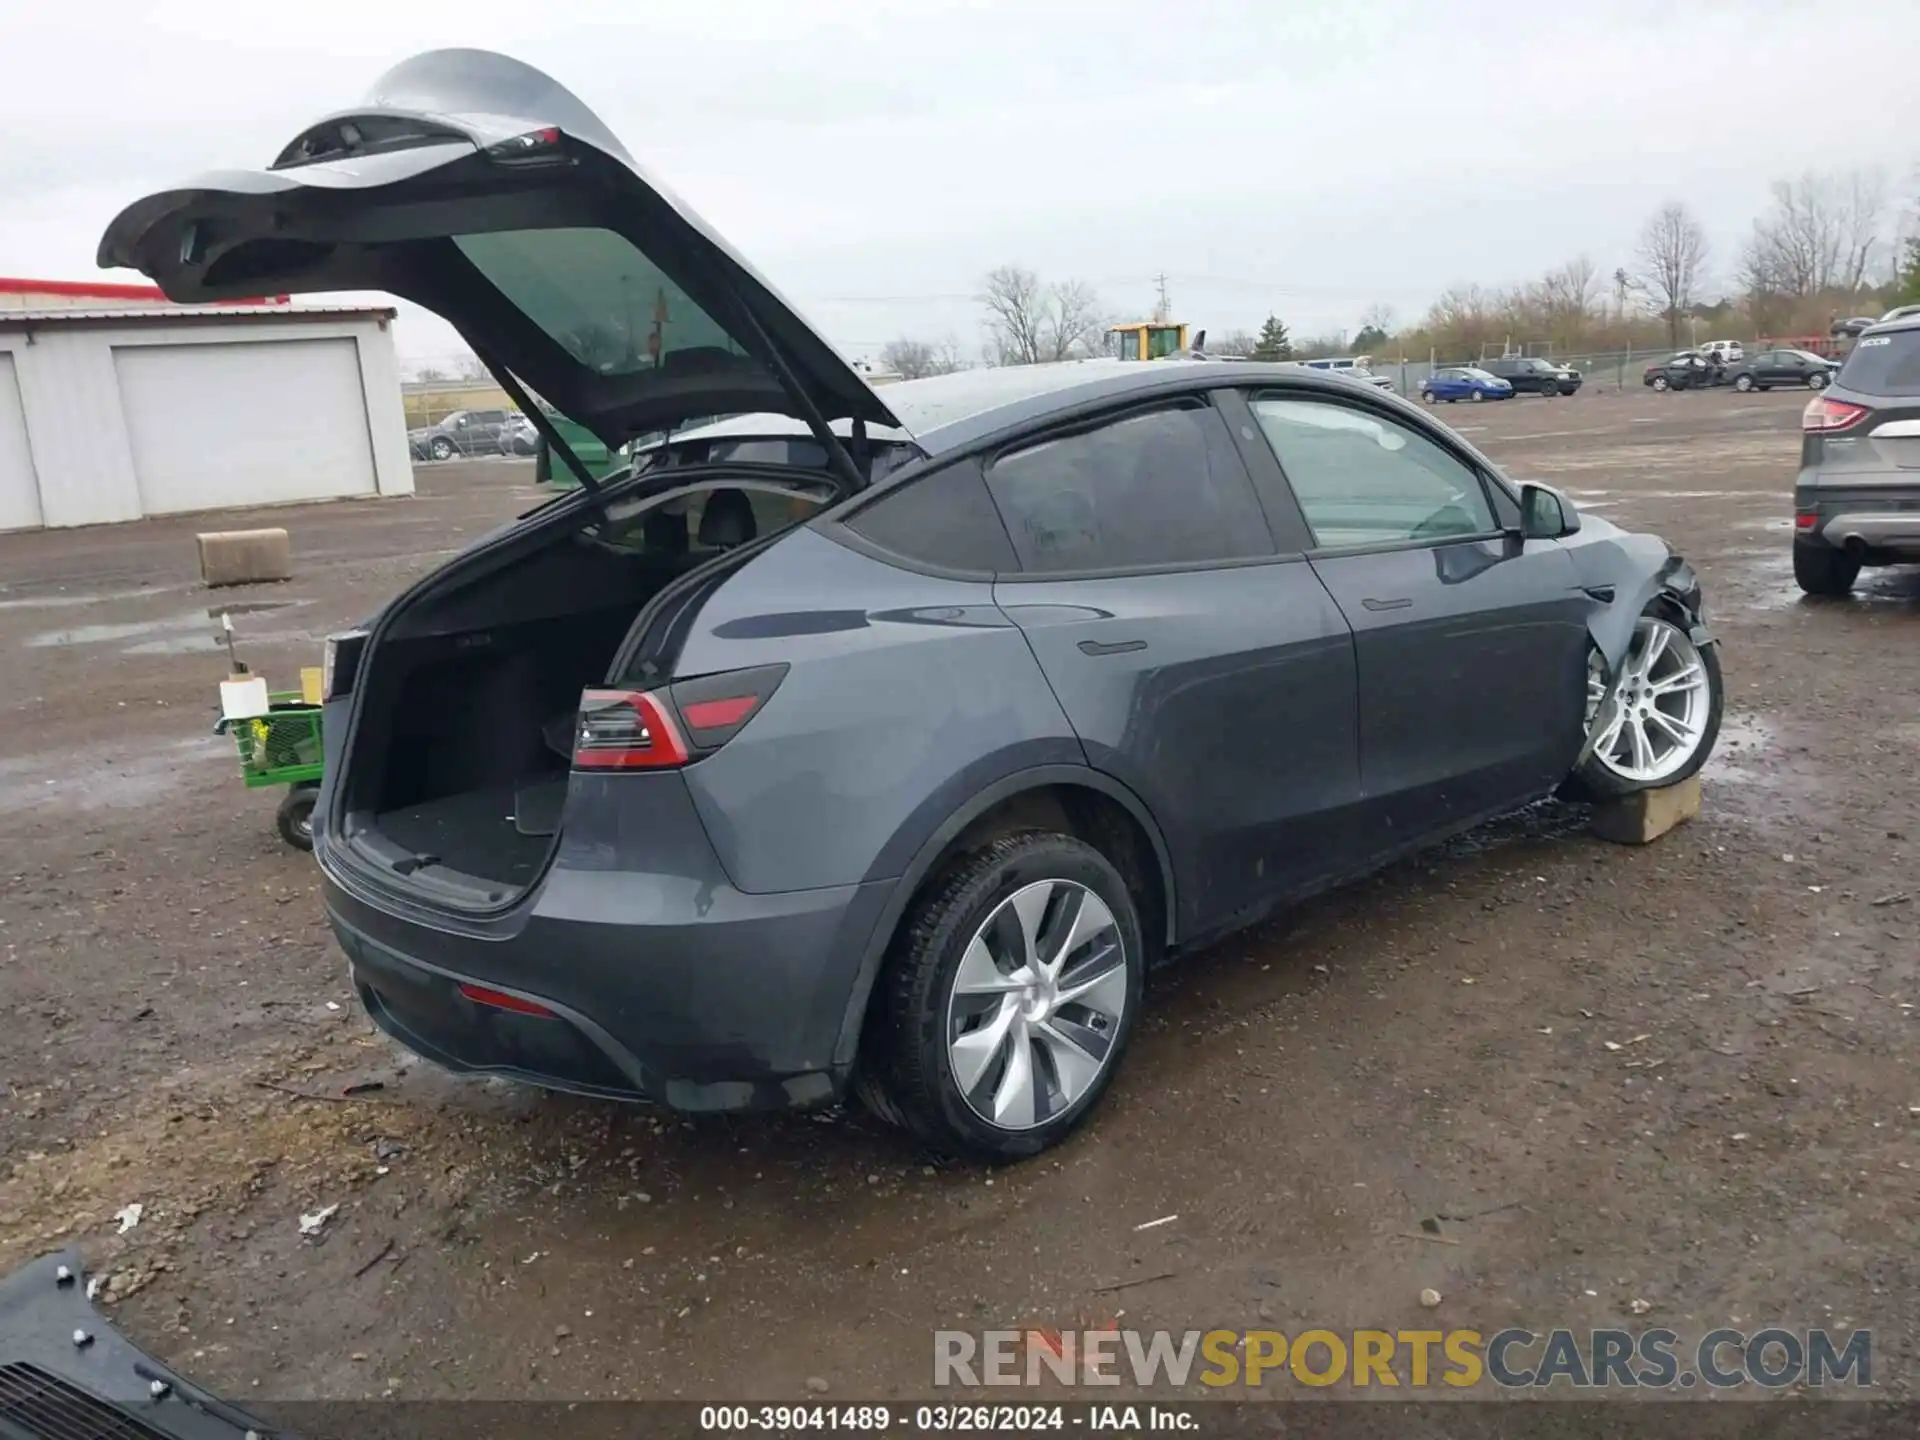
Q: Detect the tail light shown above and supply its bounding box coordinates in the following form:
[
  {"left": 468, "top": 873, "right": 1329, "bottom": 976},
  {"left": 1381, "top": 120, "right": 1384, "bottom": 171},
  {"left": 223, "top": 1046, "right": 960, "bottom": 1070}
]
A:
[
  {"left": 1794, "top": 511, "right": 1819, "bottom": 532},
  {"left": 572, "top": 665, "right": 788, "bottom": 771},
  {"left": 573, "top": 690, "right": 689, "bottom": 770},
  {"left": 1803, "top": 396, "right": 1869, "bottom": 432}
]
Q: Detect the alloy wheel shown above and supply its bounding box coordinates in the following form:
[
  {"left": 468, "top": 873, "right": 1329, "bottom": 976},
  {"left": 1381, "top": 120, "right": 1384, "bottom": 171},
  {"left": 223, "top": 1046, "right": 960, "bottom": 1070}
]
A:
[
  {"left": 945, "top": 879, "right": 1129, "bottom": 1132},
  {"left": 1585, "top": 617, "right": 1713, "bottom": 784}
]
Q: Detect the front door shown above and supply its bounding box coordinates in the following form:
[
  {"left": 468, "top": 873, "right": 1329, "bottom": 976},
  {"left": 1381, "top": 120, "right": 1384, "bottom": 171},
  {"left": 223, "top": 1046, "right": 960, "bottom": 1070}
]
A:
[
  {"left": 984, "top": 398, "right": 1363, "bottom": 937},
  {"left": 1241, "top": 391, "right": 1592, "bottom": 851}
]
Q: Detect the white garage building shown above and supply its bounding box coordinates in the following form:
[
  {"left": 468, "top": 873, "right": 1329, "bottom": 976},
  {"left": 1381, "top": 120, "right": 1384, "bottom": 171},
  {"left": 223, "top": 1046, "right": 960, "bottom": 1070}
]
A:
[{"left": 0, "top": 284, "right": 414, "bottom": 531}]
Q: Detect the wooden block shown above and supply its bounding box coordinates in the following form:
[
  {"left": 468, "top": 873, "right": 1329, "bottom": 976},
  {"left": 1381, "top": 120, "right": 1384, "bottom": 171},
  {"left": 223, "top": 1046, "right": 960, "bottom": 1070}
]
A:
[
  {"left": 1589, "top": 774, "right": 1702, "bottom": 845},
  {"left": 197, "top": 528, "right": 292, "bottom": 587}
]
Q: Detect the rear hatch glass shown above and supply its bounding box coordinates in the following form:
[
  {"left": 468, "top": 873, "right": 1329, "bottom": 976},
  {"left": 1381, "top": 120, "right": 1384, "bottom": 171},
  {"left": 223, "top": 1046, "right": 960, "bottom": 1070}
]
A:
[{"left": 1838, "top": 329, "right": 1920, "bottom": 396}]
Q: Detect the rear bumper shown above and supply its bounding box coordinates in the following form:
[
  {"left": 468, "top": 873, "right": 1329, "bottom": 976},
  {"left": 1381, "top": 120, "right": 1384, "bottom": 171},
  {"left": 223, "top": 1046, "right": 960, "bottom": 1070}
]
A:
[
  {"left": 318, "top": 771, "right": 896, "bottom": 1114},
  {"left": 1794, "top": 480, "right": 1920, "bottom": 557},
  {"left": 328, "top": 871, "right": 891, "bottom": 1112}
]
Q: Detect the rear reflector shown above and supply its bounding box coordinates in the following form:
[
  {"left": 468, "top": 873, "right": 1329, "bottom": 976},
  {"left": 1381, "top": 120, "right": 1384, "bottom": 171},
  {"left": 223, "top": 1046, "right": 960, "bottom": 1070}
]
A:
[
  {"left": 1803, "top": 396, "right": 1869, "bottom": 431},
  {"left": 1795, "top": 512, "right": 1819, "bottom": 531},
  {"left": 573, "top": 689, "right": 689, "bottom": 770},
  {"left": 457, "top": 983, "right": 557, "bottom": 1018},
  {"left": 679, "top": 694, "right": 759, "bottom": 729},
  {"left": 667, "top": 663, "right": 789, "bottom": 752}
]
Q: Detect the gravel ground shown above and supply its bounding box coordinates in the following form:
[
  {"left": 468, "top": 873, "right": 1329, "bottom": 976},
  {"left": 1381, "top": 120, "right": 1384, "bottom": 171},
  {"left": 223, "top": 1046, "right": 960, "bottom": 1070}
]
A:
[{"left": 1, "top": 390, "right": 1915, "bottom": 1407}]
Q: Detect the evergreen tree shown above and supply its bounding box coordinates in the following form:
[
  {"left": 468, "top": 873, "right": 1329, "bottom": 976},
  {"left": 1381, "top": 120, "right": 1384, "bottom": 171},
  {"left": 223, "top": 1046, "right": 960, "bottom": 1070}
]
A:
[{"left": 1251, "top": 314, "right": 1293, "bottom": 362}]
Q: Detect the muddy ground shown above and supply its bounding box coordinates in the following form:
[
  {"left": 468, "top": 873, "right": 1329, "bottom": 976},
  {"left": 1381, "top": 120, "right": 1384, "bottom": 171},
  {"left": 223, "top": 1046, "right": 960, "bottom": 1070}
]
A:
[{"left": 1, "top": 389, "right": 1916, "bottom": 1406}]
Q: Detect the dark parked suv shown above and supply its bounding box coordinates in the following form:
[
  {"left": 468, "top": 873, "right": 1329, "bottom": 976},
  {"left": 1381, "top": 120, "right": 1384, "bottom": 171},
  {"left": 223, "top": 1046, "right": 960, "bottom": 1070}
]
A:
[
  {"left": 1792, "top": 314, "right": 1920, "bottom": 595},
  {"left": 1481, "top": 356, "right": 1581, "bottom": 396},
  {"left": 103, "top": 50, "right": 1725, "bottom": 1159}
]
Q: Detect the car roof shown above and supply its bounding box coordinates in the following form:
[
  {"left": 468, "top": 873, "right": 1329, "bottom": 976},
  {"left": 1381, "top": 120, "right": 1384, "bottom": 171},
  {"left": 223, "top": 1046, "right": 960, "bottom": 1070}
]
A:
[
  {"left": 1860, "top": 313, "right": 1920, "bottom": 339},
  {"left": 671, "top": 359, "right": 1383, "bottom": 458}
]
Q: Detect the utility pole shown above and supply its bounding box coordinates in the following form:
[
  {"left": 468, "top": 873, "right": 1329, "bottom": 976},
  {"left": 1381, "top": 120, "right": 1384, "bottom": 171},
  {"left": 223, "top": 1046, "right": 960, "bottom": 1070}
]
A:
[{"left": 1152, "top": 272, "right": 1171, "bottom": 323}]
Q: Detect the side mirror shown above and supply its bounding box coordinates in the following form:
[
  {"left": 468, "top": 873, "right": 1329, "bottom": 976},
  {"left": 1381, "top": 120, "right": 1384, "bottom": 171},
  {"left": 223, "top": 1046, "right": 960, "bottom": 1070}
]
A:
[{"left": 1519, "top": 482, "right": 1579, "bottom": 539}]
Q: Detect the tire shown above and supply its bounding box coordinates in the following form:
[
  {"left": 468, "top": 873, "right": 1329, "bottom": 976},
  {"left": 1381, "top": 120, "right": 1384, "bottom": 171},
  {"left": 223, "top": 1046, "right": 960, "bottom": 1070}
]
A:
[
  {"left": 276, "top": 784, "right": 318, "bottom": 851},
  {"left": 1734, "top": 374, "right": 1755, "bottom": 392},
  {"left": 1469, "top": 389, "right": 1484, "bottom": 402},
  {"left": 429, "top": 437, "right": 455, "bottom": 461},
  {"left": 1567, "top": 610, "right": 1723, "bottom": 802},
  {"left": 861, "top": 831, "right": 1146, "bottom": 1161},
  {"left": 1421, "top": 390, "right": 1436, "bottom": 405},
  {"left": 1793, "top": 541, "right": 1859, "bottom": 596},
  {"left": 1807, "top": 371, "right": 1828, "bottom": 391},
  {"left": 1651, "top": 375, "right": 1670, "bottom": 392}
]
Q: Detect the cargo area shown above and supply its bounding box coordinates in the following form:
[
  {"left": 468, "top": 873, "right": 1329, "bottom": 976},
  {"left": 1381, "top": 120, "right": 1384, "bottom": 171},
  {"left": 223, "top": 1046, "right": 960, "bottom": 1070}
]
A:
[{"left": 332, "top": 478, "right": 831, "bottom": 904}]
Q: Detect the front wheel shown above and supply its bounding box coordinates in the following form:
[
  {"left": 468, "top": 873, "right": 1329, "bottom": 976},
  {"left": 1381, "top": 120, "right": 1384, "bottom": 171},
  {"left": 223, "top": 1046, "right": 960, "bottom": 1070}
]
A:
[
  {"left": 1807, "top": 371, "right": 1829, "bottom": 390},
  {"left": 429, "top": 437, "right": 455, "bottom": 461},
  {"left": 860, "top": 831, "right": 1145, "bottom": 1161},
  {"left": 1421, "top": 390, "right": 1436, "bottom": 405},
  {"left": 1733, "top": 374, "right": 1755, "bottom": 392},
  {"left": 1469, "top": 389, "right": 1484, "bottom": 402},
  {"left": 277, "top": 784, "right": 318, "bottom": 851},
  {"left": 1569, "top": 613, "right": 1723, "bottom": 801}
]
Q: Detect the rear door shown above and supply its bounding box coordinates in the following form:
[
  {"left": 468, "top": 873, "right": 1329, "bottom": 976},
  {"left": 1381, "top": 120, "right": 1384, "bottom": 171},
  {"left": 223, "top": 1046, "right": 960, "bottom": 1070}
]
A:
[
  {"left": 984, "top": 396, "right": 1363, "bottom": 937},
  {"left": 1830, "top": 327, "right": 1920, "bottom": 474},
  {"left": 1240, "top": 389, "right": 1591, "bottom": 849}
]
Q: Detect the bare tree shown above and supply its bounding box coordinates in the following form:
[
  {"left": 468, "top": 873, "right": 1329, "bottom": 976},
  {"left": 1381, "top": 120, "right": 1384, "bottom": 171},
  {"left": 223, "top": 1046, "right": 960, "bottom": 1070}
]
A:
[
  {"left": 980, "top": 266, "right": 1107, "bottom": 365},
  {"left": 880, "top": 336, "right": 965, "bottom": 380},
  {"left": 1358, "top": 302, "right": 1397, "bottom": 336},
  {"left": 450, "top": 352, "right": 493, "bottom": 382},
  {"left": 1634, "top": 203, "right": 1711, "bottom": 347},
  {"left": 1743, "top": 168, "right": 1888, "bottom": 298},
  {"left": 1210, "top": 329, "right": 1258, "bottom": 358}
]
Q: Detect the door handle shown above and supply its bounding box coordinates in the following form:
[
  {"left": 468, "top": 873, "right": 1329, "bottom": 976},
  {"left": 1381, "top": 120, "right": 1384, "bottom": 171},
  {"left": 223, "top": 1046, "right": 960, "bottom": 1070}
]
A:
[
  {"left": 1360, "top": 597, "right": 1413, "bottom": 612},
  {"left": 1078, "top": 638, "right": 1148, "bottom": 656}
]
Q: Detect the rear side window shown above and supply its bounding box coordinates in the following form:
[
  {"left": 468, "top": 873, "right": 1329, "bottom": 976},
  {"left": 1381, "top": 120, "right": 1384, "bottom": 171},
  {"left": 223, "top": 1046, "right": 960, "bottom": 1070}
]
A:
[
  {"left": 984, "top": 404, "right": 1274, "bottom": 574},
  {"left": 842, "top": 460, "right": 1018, "bottom": 575},
  {"left": 1838, "top": 330, "right": 1920, "bottom": 396}
]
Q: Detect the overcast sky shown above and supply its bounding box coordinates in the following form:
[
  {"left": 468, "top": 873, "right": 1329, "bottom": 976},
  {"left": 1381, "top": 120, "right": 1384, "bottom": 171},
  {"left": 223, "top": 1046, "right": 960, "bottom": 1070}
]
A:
[{"left": 4, "top": 0, "right": 1917, "bottom": 366}]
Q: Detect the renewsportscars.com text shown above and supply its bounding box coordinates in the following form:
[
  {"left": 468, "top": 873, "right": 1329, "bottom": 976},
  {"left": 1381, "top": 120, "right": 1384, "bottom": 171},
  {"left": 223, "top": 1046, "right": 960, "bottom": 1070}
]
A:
[{"left": 934, "top": 1326, "right": 1872, "bottom": 1390}]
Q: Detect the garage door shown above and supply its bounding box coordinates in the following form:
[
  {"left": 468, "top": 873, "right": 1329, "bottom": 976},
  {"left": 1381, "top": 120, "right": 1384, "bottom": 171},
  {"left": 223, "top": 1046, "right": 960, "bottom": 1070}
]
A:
[
  {"left": 114, "top": 338, "right": 377, "bottom": 515},
  {"left": 0, "top": 354, "right": 43, "bottom": 532}
]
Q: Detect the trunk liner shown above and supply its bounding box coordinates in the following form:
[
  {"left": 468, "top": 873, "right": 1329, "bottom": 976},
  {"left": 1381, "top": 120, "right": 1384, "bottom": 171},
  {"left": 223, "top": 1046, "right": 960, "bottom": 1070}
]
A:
[{"left": 376, "top": 785, "right": 555, "bottom": 888}]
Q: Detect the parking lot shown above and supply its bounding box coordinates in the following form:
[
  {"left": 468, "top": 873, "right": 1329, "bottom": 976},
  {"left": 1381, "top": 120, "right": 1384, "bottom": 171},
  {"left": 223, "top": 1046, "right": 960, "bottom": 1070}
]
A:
[{"left": 1, "top": 384, "right": 1916, "bottom": 1403}]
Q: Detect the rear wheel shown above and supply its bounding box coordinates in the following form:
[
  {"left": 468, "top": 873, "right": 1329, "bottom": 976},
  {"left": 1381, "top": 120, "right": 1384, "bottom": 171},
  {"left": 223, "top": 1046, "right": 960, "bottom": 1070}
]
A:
[
  {"left": 1469, "top": 389, "right": 1484, "bottom": 402},
  {"left": 1651, "top": 375, "right": 1670, "bottom": 392},
  {"left": 861, "top": 832, "right": 1144, "bottom": 1161},
  {"left": 1793, "top": 541, "right": 1859, "bottom": 596},
  {"left": 1570, "top": 612, "right": 1722, "bottom": 801},
  {"left": 277, "top": 784, "right": 318, "bottom": 851},
  {"left": 1733, "top": 374, "right": 1755, "bottom": 392}
]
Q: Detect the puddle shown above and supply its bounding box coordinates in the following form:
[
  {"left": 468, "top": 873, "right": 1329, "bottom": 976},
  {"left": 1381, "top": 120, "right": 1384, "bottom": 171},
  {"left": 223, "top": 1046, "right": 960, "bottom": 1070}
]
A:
[
  {"left": 1702, "top": 712, "right": 1824, "bottom": 826},
  {"left": 26, "top": 615, "right": 200, "bottom": 648},
  {"left": 27, "top": 602, "right": 312, "bottom": 655},
  {"left": 0, "top": 735, "right": 225, "bottom": 814},
  {"left": 0, "top": 586, "right": 172, "bottom": 612},
  {"left": 207, "top": 601, "right": 292, "bottom": 618}
]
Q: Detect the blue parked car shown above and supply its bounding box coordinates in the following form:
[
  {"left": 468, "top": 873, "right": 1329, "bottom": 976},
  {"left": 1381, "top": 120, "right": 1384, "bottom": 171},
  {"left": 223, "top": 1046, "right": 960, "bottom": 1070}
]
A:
[{"left": 1420, "top": 367, "right": 1515, "bottom": 404}]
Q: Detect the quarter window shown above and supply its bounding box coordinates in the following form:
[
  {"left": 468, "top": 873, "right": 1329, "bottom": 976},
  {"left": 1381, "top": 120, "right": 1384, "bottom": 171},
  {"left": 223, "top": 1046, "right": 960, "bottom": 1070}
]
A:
[
  {"left": 1249, "top": 396, "right": 1497, "bottom": 549},
  {"left": 984, "top": 404, "right": 1274, "bottom": 574}
]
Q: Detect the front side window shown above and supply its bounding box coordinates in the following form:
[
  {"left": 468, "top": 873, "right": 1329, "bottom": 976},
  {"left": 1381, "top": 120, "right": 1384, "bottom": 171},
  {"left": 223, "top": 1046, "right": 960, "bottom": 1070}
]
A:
[
  {"left": 985, "top": 404, "right": 1274, "bottom": 574},
  {"left": 1249, "top": 396, "right": 1497, "bottom": 549},
  {"left": 454, "top": 227, "right": 752, "bottom": 379}
]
